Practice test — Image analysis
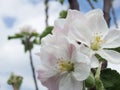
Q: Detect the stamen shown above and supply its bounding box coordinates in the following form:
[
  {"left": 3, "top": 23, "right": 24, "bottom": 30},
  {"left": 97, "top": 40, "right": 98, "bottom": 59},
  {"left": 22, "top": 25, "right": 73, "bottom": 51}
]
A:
[
  {"left": 57, "top": 58, "right": 74, "bottom": 73},
  {"left": 90, "top": 33, "right": 105, "bottom": 51}
]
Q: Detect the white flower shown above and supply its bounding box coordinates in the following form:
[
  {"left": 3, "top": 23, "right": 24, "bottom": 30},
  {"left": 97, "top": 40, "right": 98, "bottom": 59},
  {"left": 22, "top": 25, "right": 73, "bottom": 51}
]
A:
[
  {"left": 37, "top": 35, "right": 90, "bottom": 90},
  {"left": 68, "top": 9, "right": 120, "bottom": 67},
  {"left": 52, "top": 9, "right": 84, "bottom": 36},
  {"left": 20, "top": 25, "right": 37, "bottom": 34}
]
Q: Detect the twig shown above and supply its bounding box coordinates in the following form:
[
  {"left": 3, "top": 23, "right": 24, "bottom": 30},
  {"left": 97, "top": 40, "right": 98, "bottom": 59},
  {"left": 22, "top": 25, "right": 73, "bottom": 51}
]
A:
[
  {"left": 68, "top": 0, "right": 79, "bottom": 10},
  {"left": 27, "top": 38, "right": 39, "bottom": 90},
  {"left": 45, "top": 0, "right": 49, "bottom": 27},
  {"left": 87, "top": 0, "right": 95, "bottom": 9},
  {"left": 29, "top": 49, "right": 39, "bottom": 90},
  {"left": 103, "top": 0, "right": 112, "bottom": 27},
  {"left": 111, "top": 5, "right": 119, "bottom": 28}
]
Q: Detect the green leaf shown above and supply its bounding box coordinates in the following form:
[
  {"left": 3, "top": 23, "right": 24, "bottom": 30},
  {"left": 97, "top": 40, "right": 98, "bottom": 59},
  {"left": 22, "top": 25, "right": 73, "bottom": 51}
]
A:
[
  {"left": 7, "top": 73, "right": 23, "bottom": 89},
  {"left": 95, "top": 54, "right": 106, "bottom": 62},
  {"left": 40, "top": 26, "right": 53, "bottom": 43},
  {"left": 93, "top": 0, "right": 98, "bottom": 2},
  {"left": 101, "top": 68, "right": 120, "bottom": 90},
  {"left": 85, "top": 72, "right": 95, "bottom": 88},
  {"left": 8, "top": 34, "right": 23, "bottom": 40},
  {"left": 57, "top": 0, "right": 64, "bottom": 4},
  {"left": 105, "top": 47, "right": 120, "bottom": 53},
  {"left": 59, "top": 10, "right": 67, "bottom": 18}
]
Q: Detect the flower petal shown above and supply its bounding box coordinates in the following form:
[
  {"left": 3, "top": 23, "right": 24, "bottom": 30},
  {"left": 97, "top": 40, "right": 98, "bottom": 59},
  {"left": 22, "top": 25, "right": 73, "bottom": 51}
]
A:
[
  {"left": 41, "top": 35, "right": 73, "bottom": 62},
  {"left": 59, "top": 74, "right": 83, "bottom": 90},
  {"left": 71, "top": 48, "right": 90, "bottom": 64},
  {"left": 37, "top": 65, "right": 56, "bottom": 82},
  {"left": 72, "top": 63, "right": 90, "bottom": 81},
  {"left": 52, "top": 19, "right": 66, "bottom": 35},
  {"left": 42, "top": 75, "right": 61, "bottom": 90},
  {"left": 103, "top": 30, "right": 120, "bottom": 48},
  {"left": 90, "top": 55, "right": 99, "bottom": 68},
  {"left": 98, "top": 50, "right": 120, "bottom": 64},
  {"left": 68, "top": 19, "right": 91, "bottom": 46},
  {"left": 66, "top": 9, "right": 85, "bottom": 26},
  {"left": 86, "top": 9, "right": 108, "bottom": 34}
]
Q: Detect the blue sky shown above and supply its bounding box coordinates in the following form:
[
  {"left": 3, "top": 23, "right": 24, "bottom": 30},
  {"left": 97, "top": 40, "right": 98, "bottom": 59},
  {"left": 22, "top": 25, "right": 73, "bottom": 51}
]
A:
[{"left": 0, "top": 0, "right": 120, "bottom": 90}]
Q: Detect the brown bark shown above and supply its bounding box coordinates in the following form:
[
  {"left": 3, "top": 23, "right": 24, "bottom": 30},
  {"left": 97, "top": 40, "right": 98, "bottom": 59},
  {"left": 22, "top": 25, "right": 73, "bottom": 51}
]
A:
[
  {"left": 103, "top": 0, "right": 112, "bottom": 27},
  {"left": 68, "top": 0, "right": 79, "bottom": 10}
]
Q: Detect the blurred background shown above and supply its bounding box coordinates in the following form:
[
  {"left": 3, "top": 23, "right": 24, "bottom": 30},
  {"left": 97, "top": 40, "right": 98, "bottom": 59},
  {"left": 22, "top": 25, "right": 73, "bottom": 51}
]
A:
[{"left": 0, "top": 0, "right": 120, "bottom": 90}]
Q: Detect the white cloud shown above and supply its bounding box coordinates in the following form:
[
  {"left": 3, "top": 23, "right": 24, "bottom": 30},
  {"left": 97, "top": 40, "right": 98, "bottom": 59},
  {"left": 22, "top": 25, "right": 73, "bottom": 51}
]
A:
[
  {"left": 113, "top": 0, "right": 120, "bottom": 8},
  {"left": 0, "top": 0, "right": 68, "bottom": 90}
]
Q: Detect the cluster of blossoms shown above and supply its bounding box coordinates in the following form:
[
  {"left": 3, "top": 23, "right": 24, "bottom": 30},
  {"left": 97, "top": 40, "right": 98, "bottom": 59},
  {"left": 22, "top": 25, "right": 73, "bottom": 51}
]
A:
[{"left": 37, "top": 9, "right": 120, "bottom": 90}]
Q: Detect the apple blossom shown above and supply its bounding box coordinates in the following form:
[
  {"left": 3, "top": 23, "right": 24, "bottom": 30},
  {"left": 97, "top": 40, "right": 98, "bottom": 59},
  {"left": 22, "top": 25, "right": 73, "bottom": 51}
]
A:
[
  {"left": 68, "top": 9, "right": 120, "bottom": 67},
  {"left": 20, "top": 25, "right": 37, "bottom": 34},
  {"left": 37, "top": 35, "right": 90, "bottom": 90},
  {"left": 52, "top": 9, "right": 84, "bottom": 36}
]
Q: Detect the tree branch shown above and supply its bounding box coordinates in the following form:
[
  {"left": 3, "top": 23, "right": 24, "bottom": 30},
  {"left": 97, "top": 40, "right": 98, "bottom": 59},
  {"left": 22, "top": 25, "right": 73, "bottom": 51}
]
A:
[
  {"left": 111, "top": 4, "right": 118, "bottom": 28},
  {"left": 68, "top": 0, "right": 79, "bottom": 10},
  {"left": 87, "top": 0, "right": 95, "bottom": 9},
  {"left": 103, "top": 0, "right": 112, "bottom": 27},
  {"left": 27, "top": 38, "right": 39, "bottom": 90},
  {"left": 45, "top": 0, "right": 49, "bottom": 27},
  {"left": 29, "top": 49, "right": 39, "bottom": 90}
]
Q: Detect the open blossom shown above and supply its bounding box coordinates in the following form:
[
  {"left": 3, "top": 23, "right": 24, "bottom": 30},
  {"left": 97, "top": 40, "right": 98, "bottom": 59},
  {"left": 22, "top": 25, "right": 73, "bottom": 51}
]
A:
[
  {"left": 67, "top": 9, "right": 120, "bottom": 67},
  {"left": 37, "top": 35, "right": 90, "bottom": 90}
]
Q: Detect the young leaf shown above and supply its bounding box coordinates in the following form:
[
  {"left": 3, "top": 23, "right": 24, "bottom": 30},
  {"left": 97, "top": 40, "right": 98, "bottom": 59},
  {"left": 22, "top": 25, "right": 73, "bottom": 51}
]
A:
[
  {"left": 58, "top": 0, "right": 64, "bottom": 4},
  {"left": 59, "top": 10, "right": 67, "bottom": 18},
  {"left": 93, "top": 0, "right": 98, "bottom": 2},
  {"left": 40, "top": 26, "right": 53, "bottom": 43},
  {"left": 101, "top": 68, "right": 120, "bottom": 90},
  {"left": 85, "top": 72, "right": 95, "bottom": 88},
  {"left": 7, "top": 73, "right": 23, "bottom": 90}
]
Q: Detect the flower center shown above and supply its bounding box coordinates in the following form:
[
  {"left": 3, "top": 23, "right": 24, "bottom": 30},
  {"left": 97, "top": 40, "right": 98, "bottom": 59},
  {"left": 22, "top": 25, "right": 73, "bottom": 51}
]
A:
[
  {"left": 57, "top": 58, "right": 74, "bottom": 73},
  {"left": 90, "top": 33, "right": 104, "bottom": 51}
]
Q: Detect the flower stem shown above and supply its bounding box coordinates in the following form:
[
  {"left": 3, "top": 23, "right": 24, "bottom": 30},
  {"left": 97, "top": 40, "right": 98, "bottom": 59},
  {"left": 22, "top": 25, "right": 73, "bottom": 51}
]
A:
[
  {"left": 95, "top": 63, "right": 104, "bottom": 90},
  {"left": 29, "top": 49, "right": 39, "bottom": 90}
]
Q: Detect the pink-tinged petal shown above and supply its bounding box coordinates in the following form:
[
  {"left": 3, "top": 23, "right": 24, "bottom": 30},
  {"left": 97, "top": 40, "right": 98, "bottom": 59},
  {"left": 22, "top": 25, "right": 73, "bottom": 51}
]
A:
[
  {"left": 52, "top": 19, "right": 67, "bottom": 35},
  {"left": 42, "top": 75, "right": 61, "bottom": 90},
  {"left": 59, "top": 74, "right": 83, "bottom": 90},
  {"left": 39, "top": 46, "right": 57, "bottom": 66},
  {"left": 85, "top": 9, "right": 108, "bottom": 34},
  {"left": 67, "top": 44, "right": 76, "bottom": 59},
  {"left": 72, "top": 63, "right": 90, "bottom": 81},
  {"left": 40, "top": 35, "right": 71, "bottom": 65},
  {"left": 37, "top": 65, "right": 56, "bottom": 82},
  {"left": 90, "top": 55, "right": 99, "bottom": 68},
  {"left": 102, "top": 30, "right": 120, "bottom": 48},
  {"left": 54, "top": 19, "right": 65, "bottom": 29},
  {"left": 98, "top": 50, "right": 120, "bottom": 64}
]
